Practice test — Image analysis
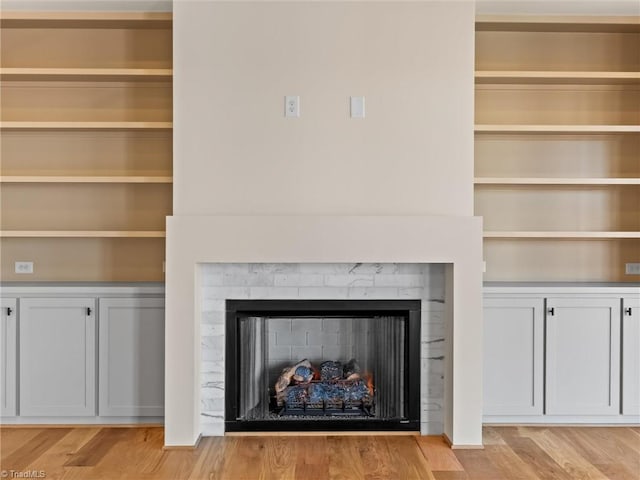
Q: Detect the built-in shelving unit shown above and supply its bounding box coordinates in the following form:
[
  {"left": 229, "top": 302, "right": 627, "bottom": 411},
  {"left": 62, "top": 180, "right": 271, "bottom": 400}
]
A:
[
  {"left": 0, "top": 11, "right": 173, "bottom": 282},
  {"left": 475, "top": 15, "right": 640, "bottom": 282}
]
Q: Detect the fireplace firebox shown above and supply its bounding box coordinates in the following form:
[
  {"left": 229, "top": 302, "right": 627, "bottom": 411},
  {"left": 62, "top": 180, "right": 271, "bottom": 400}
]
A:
[{"left": 225, "top": 300, "right": 421, "bottom": 432}]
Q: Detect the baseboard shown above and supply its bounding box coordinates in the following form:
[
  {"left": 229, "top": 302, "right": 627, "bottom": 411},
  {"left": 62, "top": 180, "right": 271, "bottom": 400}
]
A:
[
  {"left": 442, "top": 432, "right": 484, "bottom": 450},
  {"left": 163, "top": 433, "right": 202, "bottom": 450}
]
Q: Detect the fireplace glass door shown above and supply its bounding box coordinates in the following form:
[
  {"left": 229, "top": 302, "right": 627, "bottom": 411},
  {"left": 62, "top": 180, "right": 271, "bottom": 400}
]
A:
[{"left": 225, "top": 300, "right": 420, "bottom": 432}]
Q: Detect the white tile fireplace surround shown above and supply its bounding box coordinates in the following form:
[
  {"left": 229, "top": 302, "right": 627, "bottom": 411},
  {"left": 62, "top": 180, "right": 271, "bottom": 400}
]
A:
[
  {"left": 165, "top": 215, "right": 483, "bottom": 448},
  {"left": 200, "top": 262, "right": 446, "bottom": 436}
]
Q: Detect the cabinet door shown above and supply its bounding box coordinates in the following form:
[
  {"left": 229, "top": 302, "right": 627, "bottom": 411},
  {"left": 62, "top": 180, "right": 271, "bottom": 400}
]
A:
[
  {"left": 546, "top": 297, "right": 620, "bottom": 416},
  {"left": 1, "top": 298, "right": 17, "bottom": 417},
  {"left": 622, "top": 296, "right": 640, "bottom": 416},
  {"left": 20, "top": 298, "right": 96, "bottom": 416},
  {"left": 99, "top": 298, "right": 164, "bottom": 416},
  {"left": 483, "top": 297, "right": 544, "bottom": 416}
]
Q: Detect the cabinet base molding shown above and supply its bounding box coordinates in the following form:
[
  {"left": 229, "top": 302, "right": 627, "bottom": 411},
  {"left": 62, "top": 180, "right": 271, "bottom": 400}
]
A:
[
  {"left": 483, "top": 416, "right": 640, "bottom": 425},
  {"left": 0, "top": 417, "right": 164, "bottom": 425}
]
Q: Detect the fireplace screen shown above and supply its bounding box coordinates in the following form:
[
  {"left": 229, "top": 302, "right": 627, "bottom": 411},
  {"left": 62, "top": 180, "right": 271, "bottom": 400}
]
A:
[{"left": 226, "top": 300, "right": 420, "bottom": 432}]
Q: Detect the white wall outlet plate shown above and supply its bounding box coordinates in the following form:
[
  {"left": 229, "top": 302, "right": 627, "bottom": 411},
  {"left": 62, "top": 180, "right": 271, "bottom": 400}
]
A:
[
  {"left": 15, "top": 261, "right": 34, "bottom": 274},
  {"left": 285, "top": 96, "right": 300, "bottom": 117},
  {"left": 625, "top": 263, "right": 640, "bottom": 275}
]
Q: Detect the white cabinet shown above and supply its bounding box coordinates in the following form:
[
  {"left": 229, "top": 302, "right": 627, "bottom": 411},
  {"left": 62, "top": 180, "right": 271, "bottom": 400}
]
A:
[
  {"left": 20, "top": 298, "right": 96, "bottom": 416},
  {"left": 545, "top": 297, "right": 620, "bottom": 416},
  {"left": 622, "top": 296, "right": 640, "bottom": 416},
  {"left": 99, "top": 298, "right": 164, "bottom": 416},
  {"left": 1, "top": 299, "right": 17, "bottom": 417},
  {"left": 483, "top": 297, "right": 544, "bottom": 416}
]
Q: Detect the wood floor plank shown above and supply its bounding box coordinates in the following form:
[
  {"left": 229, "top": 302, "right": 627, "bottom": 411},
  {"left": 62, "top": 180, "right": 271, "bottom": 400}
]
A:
[
  {"left": 60, "top": 465, "right": 101, "bottom": 480},
  {"left": 593, "top": 462, "right": 640, "bottom": 480},
  {"left": 432, "top": 472, "right": 470, "bottom": 480},
  {"left": 606, "top": 427, "right": 640, "bottom": 454},
  {"left": 327, "top": 436, "right": 366, "bottom": 480},
  {"left": 562, "top": 427, "right": 640, "bottom": 476},
  {"left": 386, "top": 435, "right": 436, "bottom": 480},
  {"left": 355, "top": 436, "right": 397, "bottom": 480},
  {"left": 295, "top": 436, "right": 330, "bottom": 480},
  {"left": 553, "top": 428, "right": 612, "bottom": 466},
  {"left": 96, "top": 427, "right": 168, "bottom": 479},
  {"left": 221, "top": 436, "right": 268, "bottom": 480},
  {"left": 264, "top": 437, "right": 297, "bottom": 480},
  {"left": 0, "top": 428, "right": 43, "bottom": 459},
  {"left": 24, "top": 427, "right": 100, "bottom": 479},
  {"left": 481, "top": 427, "right": 507, "bottom": 446},
  {"left": 454, "top": 449, "right": 509, "bottom": 480},
  {"left": 145, "top": 448, "right": 202, "bottom": 480},
  {"left": 500, "top": 433, "right": 574, "bottom": 480},
  {"left": 484, "top": 444, "right": 542, "bottom": 480},
  {"left": 186, "top": 437, "right": 232, "bottom": 480},
  {"left": 64, "top": 427, "right": 129, "bottom": 467},
  {"left": 416, "top": 436, "right": 465, "bottom": 471},
  {"left": 525, "top": 427, "right": 609, "bottom": 480},
  {"left": 2, "top": 428, "right": 71, "bottom": 471}
]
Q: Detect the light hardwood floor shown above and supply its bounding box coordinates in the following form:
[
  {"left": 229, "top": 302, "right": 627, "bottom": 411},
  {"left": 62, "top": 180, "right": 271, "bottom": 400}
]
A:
[{"left": 0, "top": 426, "right": 638, "bottom": 479}]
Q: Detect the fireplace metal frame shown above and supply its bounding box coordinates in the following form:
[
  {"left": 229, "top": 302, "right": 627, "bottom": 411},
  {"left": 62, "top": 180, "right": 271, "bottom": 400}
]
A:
[{"left": 225, "top": 299, "right": 421, "bottom": 432}]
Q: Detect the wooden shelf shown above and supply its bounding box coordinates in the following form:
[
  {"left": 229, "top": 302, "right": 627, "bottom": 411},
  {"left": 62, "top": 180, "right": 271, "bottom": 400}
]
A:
[
  {"left": 0, "top": 11, "right": 172, "bottom": 27},
  {"left": 0, "top": 68, "right": 173, "bottom": 81},
  {"left": 484, "top": 231, "right": 640, "bottom": 239},
  {"left": 475, "top": 71, "right": 640, "bottom": 84},
  {"left": 475, "top": 125, "right": 640, "bottom": 133},
  {"left": 0, "top": 176, "right": 172, "bottom": 184},
  {"left": 0, "top": 231, "right": 166, "bottom": 238},
  {"left": 475, "top": 177, "right": 640, "bottom": 185},
  {"left": 476, "top": 15, "right": 640, "bottom": 32},
  {"left": 0, "top": 122, "right": 173, "bottom": 130}
]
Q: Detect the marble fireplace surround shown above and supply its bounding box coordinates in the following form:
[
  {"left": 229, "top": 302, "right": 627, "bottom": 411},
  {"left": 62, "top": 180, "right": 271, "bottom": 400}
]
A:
[{"left": 165, "top": 215, "right": 483, "bottom": 447}]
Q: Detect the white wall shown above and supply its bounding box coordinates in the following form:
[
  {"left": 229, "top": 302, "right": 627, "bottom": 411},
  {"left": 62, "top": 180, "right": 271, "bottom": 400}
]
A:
[{"left": 173, "top": 1, "right": 475, "bottom": 216}]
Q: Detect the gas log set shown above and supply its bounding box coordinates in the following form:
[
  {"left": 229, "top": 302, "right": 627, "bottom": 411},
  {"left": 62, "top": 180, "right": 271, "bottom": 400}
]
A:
[{"left": 274, "top": 359, "right": 374, "bottom": 416}]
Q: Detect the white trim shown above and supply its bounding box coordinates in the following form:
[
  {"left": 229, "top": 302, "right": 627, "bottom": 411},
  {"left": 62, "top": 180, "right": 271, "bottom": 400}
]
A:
[{"left": 0, "top": 284, "right": 164, "bottom": 298}]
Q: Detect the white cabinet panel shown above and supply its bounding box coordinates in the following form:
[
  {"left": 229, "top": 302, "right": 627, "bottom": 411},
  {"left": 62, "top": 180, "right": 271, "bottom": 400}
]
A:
[
  {"left": 1, "top": 299, "right": 17, "bottom": 417},
  {"left": 622, "top": 296, "right": 640, "bottom": 416},
  {"left": 483, "top": 297, "right": 544, "bottom": 416},
  {"left": 546, "top": 297, "right": 620, "bottom": 416},
  {"left": 20, "top": 298, "right": 96, "bottom": 416},
  {"left": 99, "top": 298, "right": 164, "bottom": 416}
]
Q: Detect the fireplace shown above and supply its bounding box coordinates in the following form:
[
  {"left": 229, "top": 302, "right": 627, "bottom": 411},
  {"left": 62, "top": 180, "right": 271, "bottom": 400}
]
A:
[
  {"left": 225, "top": 300, "right": 421, "bottom": 432},
  {"left": 165, "top": 216, "right": 484, "bottom": 447}
]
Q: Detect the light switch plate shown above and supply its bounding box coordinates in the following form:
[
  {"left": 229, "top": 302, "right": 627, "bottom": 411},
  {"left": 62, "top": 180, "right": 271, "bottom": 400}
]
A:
[{"left": 350, "top": 96, "right": 365, "bottom": 118}]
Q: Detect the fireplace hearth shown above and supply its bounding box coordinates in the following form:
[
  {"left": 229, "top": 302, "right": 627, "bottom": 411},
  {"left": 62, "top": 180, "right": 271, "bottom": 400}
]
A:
[{"left": 225, "top": 300, "right": 421, "bottom": 432}]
